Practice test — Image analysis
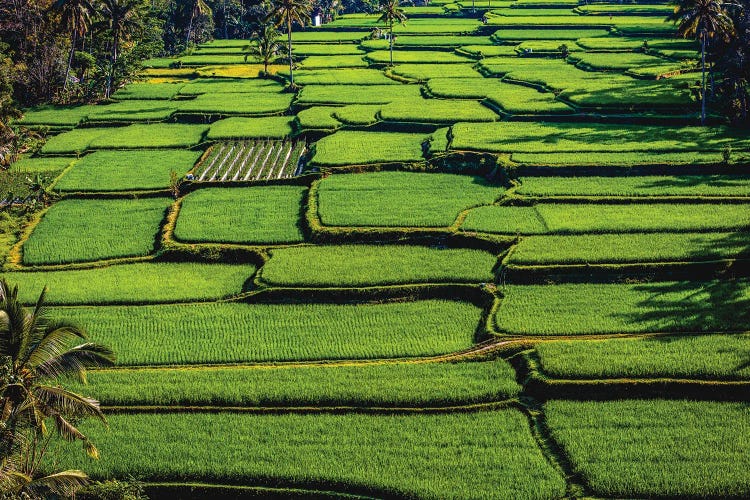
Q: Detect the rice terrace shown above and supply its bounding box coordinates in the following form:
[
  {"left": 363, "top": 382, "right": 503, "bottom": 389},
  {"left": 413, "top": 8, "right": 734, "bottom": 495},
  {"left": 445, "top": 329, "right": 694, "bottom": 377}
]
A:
[{"left": 0, "top": 0, "right": 749, "bottom": 497}]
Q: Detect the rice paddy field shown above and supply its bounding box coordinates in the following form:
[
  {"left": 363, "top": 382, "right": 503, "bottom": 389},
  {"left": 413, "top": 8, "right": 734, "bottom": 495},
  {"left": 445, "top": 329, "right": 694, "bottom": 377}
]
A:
[{"left": 6, "top": 1, "right": 750, "bottom": 497}]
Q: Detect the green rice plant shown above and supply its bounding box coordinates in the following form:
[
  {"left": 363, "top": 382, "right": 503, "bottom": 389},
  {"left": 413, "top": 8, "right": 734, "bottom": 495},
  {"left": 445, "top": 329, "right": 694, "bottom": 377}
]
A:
[
  {"left": 22, "top": 198, "right": 171, "bottom": 265},
  {"left": 450, "top": 122, "right": 750, "bottom": 154},
  {"left": 293, "top": 44, "right": 366, "bottom": 56},
  {"left": 54, "top": 149, "right": 202, "bottom": 192},
  {"left": 390, "top": 63, "right": 483, "bottom": 80},
  {"left": 39, "top": 128, "right": 108, "bottom": 155},
  {"left": 571, "top": 52, "right": 678, "bottom": 71},
  {"left": 177, "top": 92, "right": 293, "bottom": 115},
  {"left": 174, "top": 186, "right": 306, "bottom": 244},
  {"left": 52, "top": 410, "right": 566, "bottom": 499},
  {"left": 510, "top": 151, "right": 734, "bottom": 167},
  {"left": 57, "top": 300, "right": 483, "bottom": 364},
  {"left": 574, "top": 37, "right": 646, "bottom": 50},
  {"left": 292, "top": 31, "right": 367, "bottom": 42},
  {"left": 88, "top": 124, "right": 209, "bottom": 150},
  {"left": 493, "top": 7, "right": 578, "bottom": 17},
  {"left": 16, "top": 105, "right": 94, "bottom": 127},
  {"left": 491, "top": 28, "right": 611, "bottom": 40},
  {"left": 207, "top": 117, "right": 295, "bottom": 140},
  {"left": 575, "top": 4, "right": 674, "bottom": 15},
  {"left": 175, "top": 54, "right": 249, "bottom": 65},
  {"left": 74, "top": 359, "right": 520, "bottom": 406},
  {"left": 331, "top": 104, "right": 382, "bottom": 125},
  {"left": 365, "top": 50, "right": 473, "bottom": 64},
  {"left": 309, "top": 131, "right": 427, "bottom": 166},
  {"left": 361, "top": 35, "right": 494, "bottom": 48},
  {"left": 297, "top": 84, "right": 422, "bottom": 104},
  {"left": 458, "top": 45, "right": 519, "bottom": 57},
  {"left": 299, "top": 55, "right": 368, "bottom": 68},
  {"left": 1, "top": 262, "right": 253, "bottom": 305},
  {"left": 614, "top": 22, "right": 677, "bottom": 35},
  {"left": 517, "top": 175, "right": 750, "bottom": 197},
  {"left": 536, "top": 334, "right": 750, "bottom": 380},
  {"left": 112, "top": 82, "right": 186, "bottom": 100},
  {"left": 317, "top": 171, "right": 503, "bottom": 227},
  {"left": 462, "top": 203, "right": 750, "bottom": 235},
  {"left": 10, "top": 156, "right": 76, "bottom": 172},
  {"left": 296, "top": 106, "right": 343, "bottom": 131},
  {"left": 507, "top": 232, "right": 750, "bottom": 265},
  {"left": 401, "top": 5, "right": 447, "bottom": 14},
  {"left": 178, "top": 78, "right": 284, "bottom": 95},
  {"left": 495, "top": 279, "right": 750, "bottom": 335},
  {"left": 326, "top": 17, "right": 482, "bottom": 33},
  {"left": 288, "top": 68, "right": 398, "bottom": 85},
  {"left": 260, "top": 244, "right": 497, "bottom": 286},
  {"left": 427, "top": 78, "right": 571, "bottom": 114},
  {"left": 427, "top": 126, "right": 450, "bottom": 154},
  {"left": 379, "top": 98, "right": 499, "bottom": 123},
  {"left": 545, "top": 400, "right": 749, "bottom": 497},
  {"left": 85, "top": 100, "right": 179, "bottom": 123},
  {"left": 487, "top": 15, "right": 670, "bottom": 27},
  {"left": 516, "top": 41, "right": 582, "bottom": 54}
]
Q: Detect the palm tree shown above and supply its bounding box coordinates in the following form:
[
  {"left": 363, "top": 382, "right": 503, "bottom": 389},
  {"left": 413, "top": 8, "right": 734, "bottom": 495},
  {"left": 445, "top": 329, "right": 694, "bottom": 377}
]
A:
[
  {"left": 185, "top": 0, "right": 213, "bottom": 47},
  {"left": 670, "top": 0, "right": 735, "bottom": 124},
  {"left": 244, "top": 24, "right": 285, "bottom": 74},
  {"left": 54, "top": 0, "right": 95, "bottom": 92},
  {"left": 98, "top": 0, "right": 144, "bottom": 98},
  {"left": 267, "top": 0, "right": 312, "bottom": 89},
  {"left": 378, "top": 0, "right": 407, "bottom": 67},
  {"left": 0, "top": 279, "right": 115, "bottom": 496}
]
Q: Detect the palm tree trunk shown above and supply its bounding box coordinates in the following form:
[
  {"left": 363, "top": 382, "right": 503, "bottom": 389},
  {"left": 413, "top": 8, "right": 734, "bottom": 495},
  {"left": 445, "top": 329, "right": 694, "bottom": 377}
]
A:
[
  {"left": 106, "top": 28, "right": 118, "bottom": 98},
  {"left": 700, "top": 33, "right": 706, "bottom": 125},
  {"left": 287, "top": 17, "right": 294, "bottom": 86},
  {"left": 186, "top": 10, "right": 195, "bottom": 47},
  {"left": 63, "top": 30, "right": 77, "bottom": 92},
  {"left": 389, "top": 19, "right": 394, "bottom": 66}
]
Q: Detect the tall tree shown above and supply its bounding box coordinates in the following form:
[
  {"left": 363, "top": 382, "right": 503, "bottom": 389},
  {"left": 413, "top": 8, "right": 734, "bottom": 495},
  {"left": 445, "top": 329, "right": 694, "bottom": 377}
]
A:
[
  {"left": 98, "top": 0, "right": 145, "bottom": 97},
  {"left": 244, "top": 24, "right": 284, "bottom": 74},
  {"left": 267, "top": 0, "right": 312, "bottom": 89},
  {"left": 185, "top": 0, "right": 213, "bottom": 46},
  {"left": 0, "top": 279, "right": 115, "bottom": 496},
  {"left": 378, "top": 0, "right": 407, "bottom": 67},
  {"left": 670, "top": 0, "right": 735, "bottom": 124},
  {"left": 54, "top": 0, "right": 95, "bottom": 92}
]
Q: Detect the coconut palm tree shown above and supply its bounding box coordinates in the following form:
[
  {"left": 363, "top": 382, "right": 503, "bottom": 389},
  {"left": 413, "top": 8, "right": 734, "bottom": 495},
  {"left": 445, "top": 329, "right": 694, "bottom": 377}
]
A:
[
  {"left": 98, "top": 0, "right": 145, "bottom": 97},
  {"left": 54, "top": 0, "right": 96, "bottom": 92},
  {"left": 378, "top": 0, "right": 407, "bottom": 67},
  {"left": 267, "top": 0, "right": 312, "bottom": 89},
  {"left": 0, "top": 279, "right": 115, "bottom": 497},
  {"left": 185, "top": 0, "right": 213, "bottom": 47},
  {"left": 670, "top": 0, "right": 735, "bottom": 124},
  {"left": 244, "top": 24, "right": 285, "bottom": 74}
]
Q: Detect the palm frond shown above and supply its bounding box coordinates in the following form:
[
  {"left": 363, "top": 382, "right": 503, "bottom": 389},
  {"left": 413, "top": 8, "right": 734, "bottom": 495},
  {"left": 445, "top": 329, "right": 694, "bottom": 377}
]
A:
[
  {"left": 24, "top": 469, "right": 89, "bottom": 497},
  {"left": 32, "top": 385, "right": 106, "bottom": 423},
  {"left": 35, "top": 343, "right": 115, "bottom": 382}
]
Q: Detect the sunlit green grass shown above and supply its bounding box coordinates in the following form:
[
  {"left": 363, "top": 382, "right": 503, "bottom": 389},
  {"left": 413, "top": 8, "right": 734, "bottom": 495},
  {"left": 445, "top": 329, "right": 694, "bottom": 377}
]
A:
[
  {"left": 517, "top": 175, "right": 750, "bottom": 197},
  {"left": 310, "top": 131, "right": 426, "bottom": 166},
  {"left": 207, "top": 116, "right": 295, "bottom": 140}
]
